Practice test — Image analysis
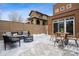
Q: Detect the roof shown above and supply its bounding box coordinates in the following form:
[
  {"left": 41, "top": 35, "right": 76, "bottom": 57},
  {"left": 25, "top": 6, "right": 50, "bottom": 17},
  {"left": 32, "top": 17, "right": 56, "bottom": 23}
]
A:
[
  {"left": 28, "top": 17, "right": 48, "bottom": 21},
  {"left": 29, "top": 10, "right": 49, "bottom": 16}
]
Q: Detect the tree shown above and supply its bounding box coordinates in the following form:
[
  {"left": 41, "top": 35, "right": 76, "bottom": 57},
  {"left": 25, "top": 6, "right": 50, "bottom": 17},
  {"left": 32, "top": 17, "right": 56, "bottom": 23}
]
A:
[
  {"left": 18, "top": 15, "right": 23, "bottom": 22},
  {"left": 8, "top": 11, "right": 23, "bottom": 22},
  {"left": 0, "top": 10, "right": 2, "bottom": 20}
]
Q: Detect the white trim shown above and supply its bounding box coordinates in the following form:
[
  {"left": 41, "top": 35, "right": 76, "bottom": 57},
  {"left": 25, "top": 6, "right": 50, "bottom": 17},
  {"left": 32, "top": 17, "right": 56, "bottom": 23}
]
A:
[
  {"left": 60, "top": 6, "right": 65, "bottom": 11},
  {"left": 65, "top": 16, "right": 75, "bottom": 36},
  {"left": 52, "top": 16, "right": 75, "bottom": 36},
  {"left": 64, "top": 19, "right": 66, "bottom": 33},
  {"left": 66, "top": 3, "right": 72, "bottom": 9}
]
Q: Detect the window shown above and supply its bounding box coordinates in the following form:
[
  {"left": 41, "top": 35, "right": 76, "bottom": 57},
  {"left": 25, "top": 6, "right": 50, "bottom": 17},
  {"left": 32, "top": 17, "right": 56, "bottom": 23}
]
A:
[
  {"left": 42, "top": 15, "right": 47, "bottom": 19},
  {"left": 66, "top": 3, "right": 72, "bottom": 9},
  {"left": 36, "top": 20, "right": 40, "bottom": 25},
  {"left": 53, "top": 23, "right": 58, "bottom": 33},
  {"left": 59, "top": 21, "right": 64, "bottom": 32},
  {"left": 60, "top": 6, "right": 65, "bottom": 11},
  {"left": 66, "top": 21, "right": 73, "bottom": 35},
  {"left": 31, "top": 20, "right": 33, "bottom": 24},
  {"left": 43, "top": 21, "right": 45, "bottom": 25},
  {"left": 53, "top": 17, "right": 75, "bottom": 35}
]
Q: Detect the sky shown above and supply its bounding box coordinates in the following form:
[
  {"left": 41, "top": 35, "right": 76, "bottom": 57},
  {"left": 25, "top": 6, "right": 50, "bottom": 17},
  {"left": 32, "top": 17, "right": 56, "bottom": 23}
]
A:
[{"left": 0, "top": 3, "right": 55, "bottom": 22}]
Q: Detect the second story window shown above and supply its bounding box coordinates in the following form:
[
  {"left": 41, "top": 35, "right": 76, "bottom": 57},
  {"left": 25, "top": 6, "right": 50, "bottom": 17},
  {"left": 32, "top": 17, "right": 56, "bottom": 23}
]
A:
[
  {"left": 42, "top": 15, "right": 47, "bottom": 20},
  {"left": 66, "top": 3, "right": 72, "bottom": 9},
  {"left": 60, "top": 6, "right": 65, "bottom": 11}
]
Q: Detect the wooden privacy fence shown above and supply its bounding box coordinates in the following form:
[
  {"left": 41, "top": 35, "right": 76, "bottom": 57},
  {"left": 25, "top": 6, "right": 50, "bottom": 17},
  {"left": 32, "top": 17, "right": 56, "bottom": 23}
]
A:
[
  {"left": 0, "top": 20, "right": 47, "bottom": 39},
  {"left": 0, "top": 20, "right": 47, "bottom": 34}
]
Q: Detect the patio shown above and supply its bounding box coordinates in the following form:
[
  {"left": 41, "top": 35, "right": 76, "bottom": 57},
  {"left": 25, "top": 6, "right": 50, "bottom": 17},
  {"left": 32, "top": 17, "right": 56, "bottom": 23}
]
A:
[{"left": 0, "top": 34, "right": 79, "bottom": 56}]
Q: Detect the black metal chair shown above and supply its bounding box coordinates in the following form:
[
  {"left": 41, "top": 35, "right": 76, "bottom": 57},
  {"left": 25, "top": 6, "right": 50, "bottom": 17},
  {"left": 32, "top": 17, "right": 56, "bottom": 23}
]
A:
[{"left": 3, "top": 35, "right": 20, "bottom": 50}]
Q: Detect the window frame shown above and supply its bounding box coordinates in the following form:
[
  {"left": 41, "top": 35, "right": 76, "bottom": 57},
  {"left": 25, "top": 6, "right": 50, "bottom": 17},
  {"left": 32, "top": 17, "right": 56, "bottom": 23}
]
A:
[{"left": 60, "top": 6, "right": 65, "bottom": 11}]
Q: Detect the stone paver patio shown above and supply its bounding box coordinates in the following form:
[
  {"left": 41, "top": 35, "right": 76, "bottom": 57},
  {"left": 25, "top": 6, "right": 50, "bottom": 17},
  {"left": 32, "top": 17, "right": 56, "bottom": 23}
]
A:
[{"left": 0, "top": 34, "right": 79, "bottom": 56}]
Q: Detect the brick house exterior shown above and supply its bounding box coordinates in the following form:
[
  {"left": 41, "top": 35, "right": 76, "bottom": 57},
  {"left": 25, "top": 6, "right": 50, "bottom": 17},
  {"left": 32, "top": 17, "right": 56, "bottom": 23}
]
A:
[{"left": 48, "top": 3, "right": 79, "bottom": 36}]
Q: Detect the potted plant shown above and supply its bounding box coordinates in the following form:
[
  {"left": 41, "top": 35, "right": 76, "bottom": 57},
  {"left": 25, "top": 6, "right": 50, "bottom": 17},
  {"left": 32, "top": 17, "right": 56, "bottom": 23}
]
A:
[{"left": 60, "top": 28, "right": 64, "bottom": 32}]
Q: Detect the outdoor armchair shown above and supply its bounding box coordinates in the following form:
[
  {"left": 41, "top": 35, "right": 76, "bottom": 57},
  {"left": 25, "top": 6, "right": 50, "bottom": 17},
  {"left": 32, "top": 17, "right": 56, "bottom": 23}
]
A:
[{"left": 67, "top": 33, "right": 79, "bottom": 47}]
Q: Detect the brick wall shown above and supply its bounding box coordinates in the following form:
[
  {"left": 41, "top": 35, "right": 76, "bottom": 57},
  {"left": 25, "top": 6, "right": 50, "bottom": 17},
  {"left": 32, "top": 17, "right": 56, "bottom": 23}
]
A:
[{"left": 53, "top": 3, "right": 79, "bottom": 15}]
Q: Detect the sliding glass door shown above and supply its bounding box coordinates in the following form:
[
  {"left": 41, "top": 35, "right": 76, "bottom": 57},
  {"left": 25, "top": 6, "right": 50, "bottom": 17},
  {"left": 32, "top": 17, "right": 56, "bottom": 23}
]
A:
[
  {"left": 53, "top": 20, "right": 64, "bottom": 33},
  {"left": 66, "top": 18, "right": 74, "bottom": 35},
  {"left": 53, "top": 17, "right": 75, "bottom": 35},
  {"left": 59, "top": 20, "right": 64, "bottom": 32}
]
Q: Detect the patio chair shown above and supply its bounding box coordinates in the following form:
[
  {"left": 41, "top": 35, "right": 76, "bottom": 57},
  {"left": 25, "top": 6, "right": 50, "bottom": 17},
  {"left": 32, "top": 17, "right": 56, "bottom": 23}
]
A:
[
  {"left": 67, "top": 33, "right": 79, "bottom": 47},
  {"left": 54, "top": 32, "right": 67, "bottom": 47},
  {"left": 53, "top": 32, "right": 61, "bottom": 46},
  {"left": 3, "top": 35, "right": 20, "bottom": 50},
  {"left": 50, "top": 33, "right": 55, "bottom": 41}
]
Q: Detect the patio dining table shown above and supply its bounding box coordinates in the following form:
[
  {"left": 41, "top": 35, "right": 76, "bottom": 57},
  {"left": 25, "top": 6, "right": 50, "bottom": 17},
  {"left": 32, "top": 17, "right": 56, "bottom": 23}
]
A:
[{"left": 56, "top": 32, "right": 70, "bottom": 46}]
